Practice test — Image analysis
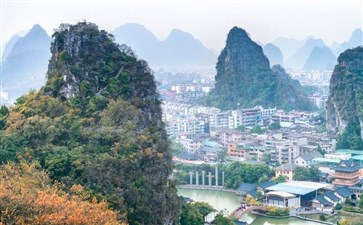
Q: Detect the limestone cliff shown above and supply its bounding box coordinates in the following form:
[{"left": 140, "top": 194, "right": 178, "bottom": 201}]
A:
[
  {"left": 207, "top": 27, "right": 313, "bottom": 111},
  {"left": 38, "top": 22, "right": 180, "bottom": 224},
  {"left": 326, "top": 47, "right": 363, "bottom": 147}
]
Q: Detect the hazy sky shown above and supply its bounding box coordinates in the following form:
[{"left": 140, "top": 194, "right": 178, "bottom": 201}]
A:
[{"left": 1, "top": 0, "right": 362, "bottom": 51}]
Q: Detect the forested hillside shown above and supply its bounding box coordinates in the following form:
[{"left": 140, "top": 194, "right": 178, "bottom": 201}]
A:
[{"left": 0, "top": 22, "right": 180, "bottom": 225}]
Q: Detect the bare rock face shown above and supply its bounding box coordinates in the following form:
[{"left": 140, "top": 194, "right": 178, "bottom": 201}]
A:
[{"left": 326, "top": 47, "right": 363, "bottom": 141}]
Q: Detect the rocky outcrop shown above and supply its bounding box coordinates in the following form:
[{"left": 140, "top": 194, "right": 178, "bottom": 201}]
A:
[
  {"left": 207, "top": 27, "right": 313, "bottom": 111},
  {"left": 326, "top": 47, "right": 363, "bottom": 141},
  {"left": 41, "top": 21, "right": 179, "bottom": 224}
]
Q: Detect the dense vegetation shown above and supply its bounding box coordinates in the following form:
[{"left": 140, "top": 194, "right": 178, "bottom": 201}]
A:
[
  {"left": 293, "top": 166, "right": 320, "bottom": 181},
  {"left": 205, "top": 27, "right": 314, "bottom": 111},
  {"left": 265, "top": 206, "right": 289, "bottom": 217},
  {"left": 180, "top": 202, "right": 233, "bottom": 225},
  {"left": 336, "top": 123, "right": 363, "bottom": 150},
  {"left": 327, "top": 47, "right": 363, "bottom": 149},
  {"left": 173, "top": 162, "right": 273, "bottom": 188},
  {"left": 0, "top": 162, "right": 123, "bottom": 225},
  {"left": 223, "top": 161, "right": 272, "bottom": 188},
  {"left": 0, "top": 22, "right": 180, "bottom": 225}
]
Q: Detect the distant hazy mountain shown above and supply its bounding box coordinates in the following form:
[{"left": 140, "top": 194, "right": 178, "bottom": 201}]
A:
[
  {"left": 272, "top": 37, "right": 306, "bottom": 59},
  {"left": 263, "top": 43, "right": 284, "bottom": 66},
  {"left": 1, "top": 24, "right": 51, "bottom": 102},
  {"left": 303, "top": 47, "right": 337, "bottom": 71},
  {"left": 285, "top": 38, "right": 327, "bottom": 70},
  {"left": 1, "top": 35, "right": 21, "bottom": 62},
  {"left": 112, "top": 23, "right": 217, "bottom": 71},
  {"left": 334, "top": 28, "right": 363, "bottom": 55}
]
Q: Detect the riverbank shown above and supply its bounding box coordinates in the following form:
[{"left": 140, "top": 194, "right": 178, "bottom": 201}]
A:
[
  {"left": 178, "top": 188, "right": 330, "bottom": 225},
  {"left": 178, "top": 185, "right": 239, "bottom": 194},
  {"left": 302, "top": 211, "right": 363, "bottom": 225},
  {"left": 293, "top": 215, "right": 334, "bottom": 225}
]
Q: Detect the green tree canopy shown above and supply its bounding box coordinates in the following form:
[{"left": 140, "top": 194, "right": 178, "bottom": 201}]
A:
[
  {"left": 251, "top": 125, "right": 265, "bottom": 134},
  {"left": 293, "top": 166, "right": 320, "bottom": 181}
]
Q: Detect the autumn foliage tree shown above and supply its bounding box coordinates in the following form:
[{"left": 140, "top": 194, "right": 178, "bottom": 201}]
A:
[{"left": 0, "top": 161, "right": 126, "bottom": 225}]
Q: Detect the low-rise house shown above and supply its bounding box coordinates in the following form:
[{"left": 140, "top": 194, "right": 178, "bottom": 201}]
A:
[
  {"left": 335, "top": 187, "right": 354, "bottom": 202},
  {"left": 258, "top": 181, "right": 275, "bottom": 194},
  {"left": 324, "top": 191, "right": 341, "bottom": 205},
  {"left": 312, "top": 195, "right": 333, "bottom": 209},
  {"left": 198, "top": 140, "right": 224, "bottom": 161},
  {"left": 237, "top": 183, "right": 257, "bottom": 198},
  {"left": 294, "top": 152, "right": 322, "bottom": 168},
  {"left": 275, "top": 163, "right": 296, "bottom": 181}
]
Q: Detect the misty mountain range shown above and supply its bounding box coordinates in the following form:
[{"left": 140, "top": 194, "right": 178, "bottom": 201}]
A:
[
  {"left": 1, "top": 23, "right": 362, "bottom": 104},
  {"left": 112, "top": 23, "right": 217, "bottom": 71},
  {"left": 1, "top": 24, "right": 51, "bottom": 104}
]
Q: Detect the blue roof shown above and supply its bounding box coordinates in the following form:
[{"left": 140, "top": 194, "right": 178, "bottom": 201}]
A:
[
  {"left": 234, "top": 221, "right": 247, "bottom": 225},
  {"left": 315, "top": 195, "right": 332, "bottom": 206},
  {"left": 248, "top": 190, "right": 257, "bottom": 198},
  {"left": 332, "top": 160, "right": 361, "bottom": 172},
  {"left": 319, "top": 172, "right": 329, "bottom": 178},
  {"left": 178, "top": 152, "right": 198, "bottom": 160},
  {"left": 203, "top": 140, "right": 222, "bottom": 148},
  {"left": 349, "top": 186, "right": 363, "bottom": 191},
  {"left": 238, "top": 183, "right": 256, "bottom": 193},
  {"left": 325, "top": 191, "right": 340, "bottom": 202},
  {"left": 335, "top": 187, "right": 353, "bottom": 198},
  {"left": 266, "top": 181, "right": 330, "bottom": 195},
  {"left": 259, "top": 181, "right": 275, "bottom": 189}
]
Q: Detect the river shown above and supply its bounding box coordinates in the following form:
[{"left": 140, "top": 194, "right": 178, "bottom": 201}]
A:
[{"left": 178, "top": 188, "right": 327, "bottom": 225}]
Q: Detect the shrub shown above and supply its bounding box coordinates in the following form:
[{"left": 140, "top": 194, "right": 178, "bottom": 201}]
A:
[
  {"left": 319, "top": 214, "right": 326, "bottom": 221},
  {"left": 266, "top": 206, "right": 289, "bottom": 216},
  {"left": 335, "top": 203, "right": 343, "bottom": 210}
]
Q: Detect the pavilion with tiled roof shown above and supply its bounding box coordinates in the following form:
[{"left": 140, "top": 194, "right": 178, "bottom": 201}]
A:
[{"left": 331, "top": 160, "right": 361, "bottom": 187}]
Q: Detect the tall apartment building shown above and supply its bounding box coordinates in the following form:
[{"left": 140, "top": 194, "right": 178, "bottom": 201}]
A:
[{"left": 231, "top": 108, "right": 262, "bottom": 128}]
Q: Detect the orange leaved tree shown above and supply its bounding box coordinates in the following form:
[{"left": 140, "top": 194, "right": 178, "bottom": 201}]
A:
[{"left": 0, "top": 161, "right": 127, "bottom": 225}]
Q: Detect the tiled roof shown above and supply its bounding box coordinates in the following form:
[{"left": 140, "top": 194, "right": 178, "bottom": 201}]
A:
[
  {"left": 275, "top": 163, "right": 296, "bottom": 171},
  {"left": 315, "top": 195, "right": 331, "bottom": 206},
  {"left": 335, "top": 187, "right": 353, "bottom": 198},
  {"left": 297, "top": 152, "right": 322, "bottom": 161},
  {"left": 238, "top": 183, "right": 256, "bottom": 193},
  {"left": 325, "top": 191, "right": 340, "bottom": 202},
  {"left": 332, "top": 160, "right": 361, "bottom": 172},
  {"left": 259, "top": 181, "right": 275, "bottom": 190}
]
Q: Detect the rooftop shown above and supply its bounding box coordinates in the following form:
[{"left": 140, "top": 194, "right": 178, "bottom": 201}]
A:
[
  {"left": 266, "top": 191, "right": 296, "bottom": 198},
  {"left": 297, "top": 152, "right": 322, "bottom": 161},
  {"left": 275, "top": 163, "right": 296, "bottom": 171},
  {"left": 238, "top": 183, "right": 256, "bottom": 192},
  {"left": 266, "top": 181, "right": 330, "bottom": 195},
  {"left": 259, "top": 181, "right": 275, "bottom": 190},
  {"left": 314, "top": 195, "right": 332, "bottom": 206},
  {"left": 351, "top": 155, "right": 363, "bottom": 161},
  {"left": 332, "top": 160, "right": 361, "bottom": 172},
  {"left": 335, "top": 187, "right": 354, "bottom": 197},
  {"left": 336, "top": 149, "right": 363, "bottom": 155},
  {"left": 312, "top": 157, "right": 341, "bottom": 164},
  {"left": 325, "top": 191, "right": 340, "bottom": 202}
]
